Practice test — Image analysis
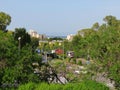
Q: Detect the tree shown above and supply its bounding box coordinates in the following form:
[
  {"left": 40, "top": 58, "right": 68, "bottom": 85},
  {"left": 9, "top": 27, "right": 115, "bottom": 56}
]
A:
[
  {"left": 48, "top": 37, "right": 63, "bottom": 41},
  {"left": 92, "top": 22, "right": 99, "bottom": 30},
  {"left": 31, "top": 37, "right": 39, "bottom": 48},
  {"left": 14, "top": 28, "right": 31, "bottom": 48},
  {"left": 0, "top": 12, "right": 11, "bottom": 31},
  {"left": 67, "top": 15, "right": 120, "bottom": 89},
  {"left": 0, "top": 30, "right": 41, "bottom": 85},
  {"left": 103, "top": 15, "right": 118, "bottom": 27},
  {"left": 99, "top": 24, "right": 107, "bottom": 31},
  {"left": 31, "top": 37, "right": 39, "bottom": 54}
]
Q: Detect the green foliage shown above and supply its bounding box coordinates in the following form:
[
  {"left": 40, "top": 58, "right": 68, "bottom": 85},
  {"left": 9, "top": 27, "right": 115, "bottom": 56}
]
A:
[
  {"left": 14, "top": 28, "right": 31, "bottom": 48},
  {"left": 92, "top": 22, "right": 99, "bottom": 30},
  {"left": 71, "top": 58, "right": 76, "bottom": 64},
  {"left": 31, "top": 37, "right": 39, "bottom": 49},
  {"left": 0, "top": 30, "right": 41, "bottom": 86},
  {"left": 0, "top": 12, "right": 11, "bottom": 31},
  {"left": 103, "top": 15, "right": 118, "bottom": 27},
  {"left": 77, "top": 60, "right": 82, "bottom": 65},
  {"left": 18, "top": 82, "right": 36, "bottom": 90},
  {"left": 69, "top": 15, "right": 120, "bottom": 89},
  {"left": 18, "top": 80, "right": 109, "bottom": 90},
  {"left": 48, "top": 37, "right": 63, "bottom": 41},
  {"left": 0, "top": 12, "right": 119, "bottom": 89}
]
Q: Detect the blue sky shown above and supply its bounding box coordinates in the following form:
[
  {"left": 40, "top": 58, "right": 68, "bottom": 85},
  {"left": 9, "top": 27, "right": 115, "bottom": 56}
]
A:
[{"left": 1, "top": 0, "right": 120, "bottom": 36}]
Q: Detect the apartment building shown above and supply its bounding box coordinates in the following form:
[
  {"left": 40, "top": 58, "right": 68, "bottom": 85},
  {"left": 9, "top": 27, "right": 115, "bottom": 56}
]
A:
[{"left": 29, "top": 30, "right": 47, "bottom": 40}]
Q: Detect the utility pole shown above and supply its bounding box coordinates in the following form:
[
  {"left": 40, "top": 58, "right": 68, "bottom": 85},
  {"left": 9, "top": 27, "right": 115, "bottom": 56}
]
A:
[
  {"left": 63, "top": 41, "right": 64, "bottom": 60},
  {"left": 18, "top": 37, "right": 21, "bottom": 55}
]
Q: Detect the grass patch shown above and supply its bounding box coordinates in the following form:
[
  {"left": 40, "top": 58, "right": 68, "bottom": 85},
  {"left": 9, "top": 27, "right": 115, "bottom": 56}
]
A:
[{"left": 18, "top": 80, "right": 109, "bottom": 90}]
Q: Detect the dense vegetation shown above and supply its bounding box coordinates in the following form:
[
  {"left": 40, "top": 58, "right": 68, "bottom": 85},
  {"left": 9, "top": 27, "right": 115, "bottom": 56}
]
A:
[
  {"left": 18, "top": 80, "right": 109, "bottom": 90},
  {"left": 0, "top": 12, "right": 41, "bottom": 87},
  {"left": 65, "top": 15, "right": 120, "bottom": 89},
  {"left": 0, "top": 12, "right": 11, "bottom": 32},
  {"left": 0, "top": 12, "right": 120, "bottom": 90}
]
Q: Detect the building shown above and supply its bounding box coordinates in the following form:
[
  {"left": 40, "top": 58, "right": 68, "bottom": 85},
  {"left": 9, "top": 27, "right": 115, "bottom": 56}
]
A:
[
  {"left": 29, "top": 30, "right": 37, "bottom": 37},
  {"left": 29, "top": 30, "right": 47, "bottom": 40},
  {"left": 66, "top": 34, "right": 74, "bottom": 41},
  {"left": 55, "top": 49, "right": 64, "bottom": 55}
]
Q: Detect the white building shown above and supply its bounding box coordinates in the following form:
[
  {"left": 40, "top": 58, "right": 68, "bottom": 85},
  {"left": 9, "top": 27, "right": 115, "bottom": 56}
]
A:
[
  {"left": 66, "top": 34, "right": 74, "bottom": 41},
  {"left": 29, "top": 30, "right": 37, "bottom": 37},
  {"left": 29, "top": 30, "right": 47, "bottom": 40}
]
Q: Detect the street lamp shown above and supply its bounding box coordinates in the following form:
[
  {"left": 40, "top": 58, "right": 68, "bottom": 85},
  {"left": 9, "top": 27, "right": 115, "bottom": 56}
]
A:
[{"left": 18, "top": 37, "right": 21, "bottom": 55}]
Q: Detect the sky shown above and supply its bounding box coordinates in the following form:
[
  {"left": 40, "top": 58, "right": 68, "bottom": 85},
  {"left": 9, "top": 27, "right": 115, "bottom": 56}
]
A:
[{"left": 1, "top": 0, "right": 120, "bottom": 36}]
